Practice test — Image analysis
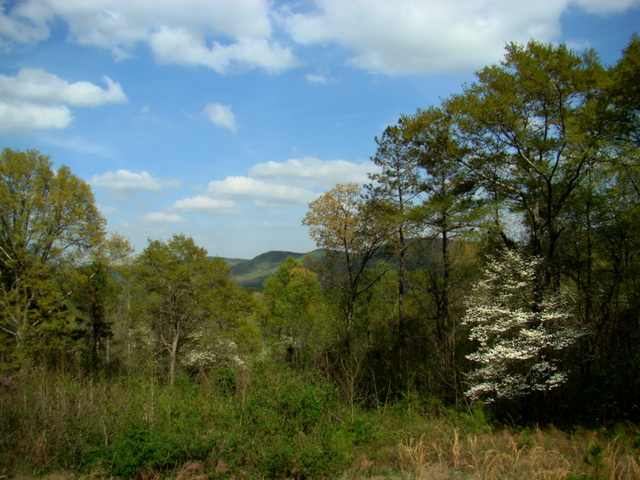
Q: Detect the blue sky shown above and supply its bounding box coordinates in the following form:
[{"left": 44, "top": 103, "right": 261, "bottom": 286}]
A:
[{"left": 1, "top": 0, "right": 639, "bottom": 259}]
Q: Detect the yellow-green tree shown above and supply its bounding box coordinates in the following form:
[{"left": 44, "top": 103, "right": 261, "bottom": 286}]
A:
[
  {"left": 303, "top": 183, "right": 390, "bottom": 354},
  {"left": 0, "top": 148, "right": 106, "bottom": 367}
]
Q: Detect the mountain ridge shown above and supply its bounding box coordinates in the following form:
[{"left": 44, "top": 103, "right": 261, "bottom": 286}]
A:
[{"left": 211, "top": 250, "right": 323, "bottom": 289}]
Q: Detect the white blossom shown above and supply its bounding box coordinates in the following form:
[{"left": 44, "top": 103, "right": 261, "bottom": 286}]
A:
[{"left": 462, "top": 248, "right": 582, "bottom": 402}]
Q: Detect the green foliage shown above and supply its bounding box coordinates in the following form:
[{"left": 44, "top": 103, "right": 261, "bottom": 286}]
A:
[
  {"left": 4, "top": 35, "right": 640, "bottom": 480},
  {"left": 133, "top": 234, "right": 256, "bottom": 384},
  {"left": 261, "top": 256, "right": 329, "bottom": 365},
  {"left": 71, "top": 261, "right": 118, "bottom": 370},
  {"left": 0, "top": 148, "right": 107, "bottom": 369},
  {"left": 445, "top": 41, "right": 608, "bottom": 289},
  {"left": 303, "top": 183, "right": 392, "bottom": 354},
  {"left": 3, "top": 360, "right": 640, "bottom": 479}
]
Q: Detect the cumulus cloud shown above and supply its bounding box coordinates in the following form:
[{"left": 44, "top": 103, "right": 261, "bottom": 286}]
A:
[
  {"left": 0, "top": 0, "right": 299, "bottom": 74},
  {"left": 204, "top": 103, "right": 238, "bottom": 134},
  {"left": 91, "top": 169, "right": 182, "bottom": 195},
  {"left": 0, "top": 68, "right": 126, "bottom": 133},
  {"left": 142, "top": 212, "right": 186, "bottom": 223},
  {"left": 0, "top": 68, "right": 126, "bottom": 106},
  {"left": 139, "top": 157, "right": 378, "bottom": 220},
  {"left": 249, "top": 157, "right": 377, "bottom": 188},
  {"left": 0, "top": 102, "right": 71, "bottom": 131},
  {"left": 151, "top": 28, "right": 298, "bottom": 73},
  {"left": 206, "top": 176, "right": 317, "bottom": 207},
  {"left": 1, "top": 1, "right": 639, "bottom": 77},
  {"left": 170, "top": 195, "right": 239, "bottom": 214},
  {"left": 0, "top": 0, "right": 51, "bottom": 46},
  {"left": 170, "top": 157, "right": 376, "bottom": 215},
  {"left": 279, "top": 0, "right": 640, "bottom": 75}
]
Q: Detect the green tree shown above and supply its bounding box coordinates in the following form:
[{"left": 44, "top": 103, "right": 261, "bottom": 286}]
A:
[
  {"left": 262, "top": 256, "right": 327, "bottom": 366},
  {"left": 402, "top": 106, "right": 484, "bottom": 399},
  {"left": 367, "top": 123, "right": 422, "bottom": 357},
  {"left": 446, "top": 41, "right": 608, "bottom": 291},
  {"left": 0, "top": 148, "right": 106, "bottom": 367},
  {"left": 608, "top": 34, "right": 640, "bottom": 148},
  {"left": 134, "top": 234, "right": 242, "bottom": 385},
  {"left": 71, "top": 234, "right": 133, "bottom": 371},
  {"left": 72, "top": 261, "right": 115, "bottom": 369}
]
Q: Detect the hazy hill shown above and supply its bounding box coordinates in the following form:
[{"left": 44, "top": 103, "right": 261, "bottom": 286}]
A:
[
  {"left": 220, "top": 240, "right": 438, "bottom": 290},
  {"left": 214, "top": 250, "right": 323, "bottom": 289}
]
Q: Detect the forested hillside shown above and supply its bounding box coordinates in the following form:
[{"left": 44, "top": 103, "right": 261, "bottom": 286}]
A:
[
  {"left": 224, "top": 250, "right": 316, "bottom": 288},
  {"left": 2, "top": 38, "right": 640, "bottom": 479}
]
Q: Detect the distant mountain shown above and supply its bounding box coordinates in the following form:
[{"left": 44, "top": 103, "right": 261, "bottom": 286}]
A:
[
  {"left": 213, "top": 250, "right": 323, "bottom": 289},
  {"left": 218, "top": 238, "right": 438, "bottom": 290}
]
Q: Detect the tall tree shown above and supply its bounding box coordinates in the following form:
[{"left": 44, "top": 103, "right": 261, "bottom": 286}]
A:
[
  {"left": 401, "top": 106, "right": 482, "bottom": 400},
  {"left": 71, "top": 234, "right": 133, "bottom": 370},
  {"left": 0, "top": 148, "right": 106, "bottom": 367},
  {"left": 302, "top": 183, "right": 390, "bottom": 354},
  {"left": 367, "top": 123, "right": 422, "bottom": 357},
  {"left": 446, "top": 41, "right": 608, "bottom": 291},
  {"left": 608, "top": 34, "right": 640, "bottom": 148}
]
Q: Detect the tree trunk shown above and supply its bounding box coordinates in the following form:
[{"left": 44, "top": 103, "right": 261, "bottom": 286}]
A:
[
  {"left": 398, "top": 226, "right": 406, "bottom": 359},
  {"left": 168, "top": 330, "right": 179, "bottom": 386}
]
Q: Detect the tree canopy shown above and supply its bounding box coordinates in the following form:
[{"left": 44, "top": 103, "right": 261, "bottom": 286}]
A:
[{"left": 0, "top": 148, "right": 106, "bottom": 366}]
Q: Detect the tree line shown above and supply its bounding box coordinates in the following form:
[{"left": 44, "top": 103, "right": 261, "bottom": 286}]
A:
[{"left": 1, "top": 37, "right": 639, "bottom": 424}]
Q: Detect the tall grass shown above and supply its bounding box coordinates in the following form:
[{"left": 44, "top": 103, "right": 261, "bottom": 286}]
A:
[
  {"left": 397, "top": 421, "right": 640, "bottom": 479},
  {"left": 1, "top": 361, "right": 639, "bottom": 479}
]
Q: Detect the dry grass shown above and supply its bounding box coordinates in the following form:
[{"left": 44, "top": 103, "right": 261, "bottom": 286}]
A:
[{"left": 398, "top": 422, "right": 640, "bottom": 479}]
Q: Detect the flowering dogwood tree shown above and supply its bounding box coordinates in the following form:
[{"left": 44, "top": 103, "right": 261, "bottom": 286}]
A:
[{"left": 462, "top": 249, "right": 581, "bottom": 402}]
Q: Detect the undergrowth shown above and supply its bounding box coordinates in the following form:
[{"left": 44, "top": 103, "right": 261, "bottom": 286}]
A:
[{"left": 1, "top": 361, "right": 639, "bottom": 479}]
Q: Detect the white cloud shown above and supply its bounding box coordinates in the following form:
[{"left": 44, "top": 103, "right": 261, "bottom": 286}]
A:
[
  {"left": 0, "top": 68, "right": 126, "bottom": 106},
  {"left": 150, "top": 28, "right": 298, "bottom": 74},
  {"left": 206, "top": 175, "right": 317, "bottom": 206},
  {"left": 0, "top": 68, "right": 127, "bottom": 133},
  {"left": 0, "top": 102, "right": 71, "bottom": 131},
  {"left": 249, "top": 157, "right": 377, "bottom": 188},
  {"left": 204, "top": 103, "right": 238, "bottom": 134},
  {"left": 0, "top": 0, "right": 299, "bottom": 73},
  {"left": 0, "top": 1, "right": 51, "bottom": 46},
  {"left": 280, "top": 0, "right": 640, "bottom": 75},
  {"left": 91, "top": 169, "right": 182, "bottom": 195},
  {"left": 2, "top": 0, "right": 639, "bottom": 78},
  {"left": 142, "top": 212, "right": 186, "bottom": 223},
  {"left": 170, "top": 195, "right": 239, "bottom": 214},
  {"left": 306, "top": 73, "right": 329, "bottom": 84}
]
